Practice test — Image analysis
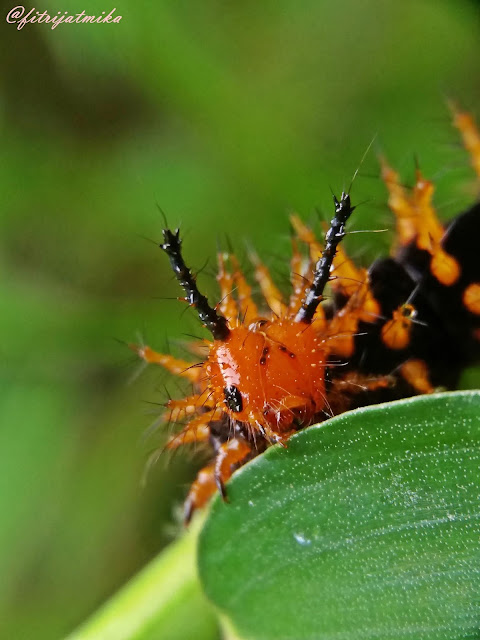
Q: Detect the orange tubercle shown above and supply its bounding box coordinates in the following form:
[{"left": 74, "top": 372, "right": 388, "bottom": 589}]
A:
[
  {"left": 450, "top": 102, "right": 480, "bottom": 178},
  {"left": 400, "top": 359, "right": 434, "bottom": 394},
  {"left": 463, "top": 283, "right": 480, "bottom": 315},
  {"left": 381, "top": 304, "right": 416, "bottom": 351}
]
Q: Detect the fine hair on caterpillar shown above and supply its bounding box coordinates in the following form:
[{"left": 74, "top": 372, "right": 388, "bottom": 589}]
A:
[{"left": 131, "top": 103, "right": 480, "bottom": 523}]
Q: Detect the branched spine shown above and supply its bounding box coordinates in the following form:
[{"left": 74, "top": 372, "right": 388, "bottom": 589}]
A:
[
  {"left": 295, "top": 192, "right": 355, "bottom": 323},
  {"left": 161, "top": 229, "right": 230, "bottom": 340}
]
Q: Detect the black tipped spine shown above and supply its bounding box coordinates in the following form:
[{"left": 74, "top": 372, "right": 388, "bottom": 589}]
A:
[
  {"left": 161, "top": 229, "right": 230, "bottom": 340},
  {"left": 295, "top": 192, "right": 355, "bottom": 324}
]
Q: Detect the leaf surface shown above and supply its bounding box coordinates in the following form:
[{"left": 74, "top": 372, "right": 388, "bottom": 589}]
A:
[{"left": 199, "top": 391, "right": 480, "bottom": 640}]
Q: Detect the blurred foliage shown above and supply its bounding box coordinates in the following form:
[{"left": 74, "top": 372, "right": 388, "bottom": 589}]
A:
[
  {"left": 1, "top": 1, "right": 480, "bottom": 638},
  {"left": 66, "top": 515, "right": 219, "bottom": 640}
]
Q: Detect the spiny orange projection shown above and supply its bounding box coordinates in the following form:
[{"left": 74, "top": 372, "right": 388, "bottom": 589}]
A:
[{"left": 132, "top": 105, "right": 480, "bottom": 522}]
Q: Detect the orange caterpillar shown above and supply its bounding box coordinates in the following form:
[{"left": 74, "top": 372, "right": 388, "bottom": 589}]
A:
[{"left": 132, "top": 105, "right": 480, "bottom": 522}]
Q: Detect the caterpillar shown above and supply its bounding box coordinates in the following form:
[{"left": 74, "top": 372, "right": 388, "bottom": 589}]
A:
[{"left": 131, "top": 104, "right": 480, "bottom": 523}]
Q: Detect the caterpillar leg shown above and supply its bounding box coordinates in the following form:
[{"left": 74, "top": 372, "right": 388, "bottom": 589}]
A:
[
  {"left": 329, "top": 371, "right": 395, "bottom": 414},
  {"left": 332, "top": 371, "right": 395, "bottom": 395},
  {"left": 130, "top": 344, "right": 202, "bottom": 383},
  {"left": 166, "top": 411, "right": 220, "bottom": 450},
  {"left": 184, "top": 437, "right": 252, "bottom": 523},
  {"left": 165, "top": 393, "right": 214, "bottom": 424},
  {"left": 184, "top": 463, "right": 217, "bottom": 524}
]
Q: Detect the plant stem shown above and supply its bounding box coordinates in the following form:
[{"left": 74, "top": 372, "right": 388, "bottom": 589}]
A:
[{"left": 66, "top": 516, "right": 219, "bottom": 640}]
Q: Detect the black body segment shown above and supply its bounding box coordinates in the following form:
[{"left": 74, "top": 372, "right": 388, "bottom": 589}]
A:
[{"left": 346, "top": 201, "right": 480, "bottom": 392}]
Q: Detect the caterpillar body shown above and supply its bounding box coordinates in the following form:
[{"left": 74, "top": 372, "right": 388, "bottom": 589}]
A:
[{"left": 132, "top": 105, "right": 480, "bottom": 523}]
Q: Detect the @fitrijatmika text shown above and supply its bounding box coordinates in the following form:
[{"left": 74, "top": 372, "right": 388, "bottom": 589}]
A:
[{"left": 6, "top": 7, "right": 122, "bottom": 29}]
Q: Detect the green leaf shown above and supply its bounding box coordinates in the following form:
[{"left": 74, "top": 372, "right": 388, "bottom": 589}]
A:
[{"left": 199, "top": 391, "right": 480, "bottom": 640}]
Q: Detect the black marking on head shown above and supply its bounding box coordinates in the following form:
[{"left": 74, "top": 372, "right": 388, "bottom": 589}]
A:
[
  {"left": 260, "top": 347, "right": 270, "bottom": 364},
  {"left": 260, "top": 346, "right": 269, "bottom": 365},
  {"left": 224, "top": 385, "right": 243, "bottom": 412},
  {"left": 278, "top": 344, "right": 295, "bottom": 358}
]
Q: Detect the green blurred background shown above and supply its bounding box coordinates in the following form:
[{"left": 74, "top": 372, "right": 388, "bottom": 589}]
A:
[{"left": 2, "top": 1, "right": 480, "bottom": 638}]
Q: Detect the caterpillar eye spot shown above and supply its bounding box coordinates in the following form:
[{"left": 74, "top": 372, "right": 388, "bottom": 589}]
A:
[
  {"left": 401, "top": 304, "right": 415, "bottom": 318},
  {"left": 223, "top": 385, "right": 243, "bottom": 413}
]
